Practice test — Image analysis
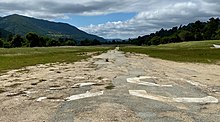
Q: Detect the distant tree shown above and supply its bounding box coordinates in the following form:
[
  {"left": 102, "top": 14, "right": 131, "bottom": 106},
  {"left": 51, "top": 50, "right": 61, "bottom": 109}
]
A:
[
  {"left": 92, "top": 39, "right": 101, "bottom": 45},
  {"left": 129, "top": 17, "right": 220, "bottom": 46},
  {"left": 111, "top": 40, "right": 116, "bottom": 44},
  {"left": 65, "top": 40, "right": 76, "bottom": 46},
  {"left": 160, "top": 37, "right": 170, "bottom": 44},
  {"left": 47, "top": 39, "right": 60, "bottom": 46},
  {"left": 0, "top": 38, "right": 4, "bottom": 47},
  {"left": 3, "top": 41, "right": 11, "bottom": 48},
  {"left": 143, "top": 36, "right": 152, "bottom": 45},
  {"left": 21, "top": 40, "right": 30, "bottom": 47},
  {"left": 194, "top": 32, "right": 203, "bottom": 41},
  {"left": 178, "top": 30, "right": 194, "bottom": 41},
  {"left": 26, "top": 32, "right": 41, "bottom": 47},
  {"left": 7, "top": 34, "right": 13, "bottom": 42},
  {"left": 150, "top": 36, "right": 161, "bottom": 45},
  {"left": 128, "top": 38, "right": 131, "bottom": 43},
  {"left": 80, "top": 39, "right": 91, "bottom": 46},
  {"left": 193, "top": 20, "right": 205, "bottom": 32},
  {"left": 214, "top": 29, "right": 220, "bottom": 40},
  {"left": 171, "top": 27, "right": 178, "bottom": 33},
  {"left": 136, "top": 36, "right": 145, "bottom": 46},
  {"left": 11, "top": 34, "right": 23, "bottom": 47},
  {"left": 39, "top": 36, "right": 49, "bottom": 47},
  {"left": 203, "top": 18, "right": 220, "bottom": 40}
]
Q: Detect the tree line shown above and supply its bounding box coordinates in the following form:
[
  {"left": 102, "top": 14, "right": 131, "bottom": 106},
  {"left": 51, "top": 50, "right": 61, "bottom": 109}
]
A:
[
  {"left": 129, "top": 17, "right": 220, "bottom": 45},
  {"left": 0, "top": 32, "right": 102, "bottom": 48}
]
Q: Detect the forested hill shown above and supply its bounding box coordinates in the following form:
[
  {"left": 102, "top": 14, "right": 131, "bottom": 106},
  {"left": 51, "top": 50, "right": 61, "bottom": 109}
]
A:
[
  {"left": 0, "top": 28, "right": 12, "bottom": 39},
  {"left": 0, "top": 14, "right": 105, "bottom": 41},
  {"left": 129, "top": 18, "right": 220, "bottom": 45}
]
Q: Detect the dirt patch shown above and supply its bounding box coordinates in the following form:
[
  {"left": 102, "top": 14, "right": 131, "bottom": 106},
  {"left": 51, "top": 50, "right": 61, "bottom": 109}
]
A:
[{"left": 159, "top": 111, "right": 195, "bottom": 122}]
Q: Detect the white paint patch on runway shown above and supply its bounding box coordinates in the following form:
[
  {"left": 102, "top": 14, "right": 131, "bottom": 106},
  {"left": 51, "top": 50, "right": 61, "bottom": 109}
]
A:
[
  {"left": 127, "top": 76, "right": 173, "bottom": 87},
  {"left": 174, "top": 96, "right": 218, "bottom": 103},
  {"left": 129, "top": 90, "right": 218, "bottom": 104},
  {"left": 129, "top": 90, "right": 173, "bottom": 102},
  {"left": 65, "top": 91, "right": 104, "bottom": 101},
  {"left": 185, "top": 79, "right": 207, "bottom": 87},
  {"left": 168, "top": 77, "right": 207, "bottom": 87},
  {"left": 36, "top": 97, "right": 47, "bottom": 102},
  {"left": 71, "top": 82, "right": 97, "bottom": 88}
]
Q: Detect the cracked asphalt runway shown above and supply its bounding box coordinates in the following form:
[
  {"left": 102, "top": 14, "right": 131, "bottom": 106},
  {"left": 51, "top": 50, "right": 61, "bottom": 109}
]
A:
[
  {"left": 0, "top": 48, "right": 220, "bottom": 122},
  {"left": 52, "top": 49, "right": 220, "bottom": 122}
]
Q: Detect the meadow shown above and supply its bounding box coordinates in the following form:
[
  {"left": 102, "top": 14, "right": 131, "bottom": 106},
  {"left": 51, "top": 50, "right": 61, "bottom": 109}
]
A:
[
  {"left": 1, "top": 40, "right": 220, "bottom": 73},
  {"left": 0, "top": 46, "right": 112, "bottom": 72},
  {"left": 121, "top": 40, "right": 220, "bottom": 64}
]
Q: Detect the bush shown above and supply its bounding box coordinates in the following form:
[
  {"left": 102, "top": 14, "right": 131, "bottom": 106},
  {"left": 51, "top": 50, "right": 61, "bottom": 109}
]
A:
[{"left": 3, "top": 41, "right": 11, "bottom": 48}]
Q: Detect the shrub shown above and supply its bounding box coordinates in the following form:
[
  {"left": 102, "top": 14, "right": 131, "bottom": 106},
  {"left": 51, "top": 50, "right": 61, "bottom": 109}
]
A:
[{"left": 3, "top": 41, "right": 11, "bottom": 48}]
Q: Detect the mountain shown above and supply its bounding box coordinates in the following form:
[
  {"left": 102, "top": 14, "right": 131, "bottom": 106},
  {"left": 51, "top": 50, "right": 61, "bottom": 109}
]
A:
[
  {"left": 0, "top": 28, "right": 12, "bottom": 39},
  {"left": 106, "top": 38, "right": 123, "bottom": 42},
  {"left": 0, "top": 14, "right": 105, "bottom": 41}
]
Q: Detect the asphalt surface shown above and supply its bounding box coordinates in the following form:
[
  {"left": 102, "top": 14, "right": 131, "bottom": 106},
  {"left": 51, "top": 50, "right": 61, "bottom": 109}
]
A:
[{"left": 51, "top": 49, "right": 220, "bottom": 122}]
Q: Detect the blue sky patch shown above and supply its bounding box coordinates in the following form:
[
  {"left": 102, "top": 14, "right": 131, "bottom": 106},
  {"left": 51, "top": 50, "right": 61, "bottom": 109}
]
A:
[{"left": 55, "top": 13, "right": 136, "bottom": 27}]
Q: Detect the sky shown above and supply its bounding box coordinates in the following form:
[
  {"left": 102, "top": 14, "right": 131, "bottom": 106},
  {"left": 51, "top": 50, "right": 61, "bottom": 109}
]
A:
[{"left": 0, "top": 0, "right": 220, "bottom": 39}]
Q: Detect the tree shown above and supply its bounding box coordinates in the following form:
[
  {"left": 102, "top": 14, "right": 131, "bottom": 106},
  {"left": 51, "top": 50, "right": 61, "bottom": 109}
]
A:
[
  {"left": 136, "top": 36, "right": 145, "bottom": 46},
  {"left": 178, "top": 30, "right": 194, "bottom": 41},
  {"left": 11, "top": 35, "right": 23, "bottom": 47},
  {"left": 203, "top": 18, "right": 220, "bottom": 40},
  {"left": 7, "top": 34, "right": 13, "bottom": 42},
  {"left": 3, "top": 41, "right": 11, "bottom": 48},
  {"left": 46, "top": 39, "right": 60, "bottom": 46},
  {"left": 26, "top": 32, "right": 40, "bottom": 47},
  {"left": 80, "top": 39, "right": 91, "bottom": 46},
  {"left": 65, "top": 40, "right": 76, "bottom": 46},
  {"left": 91, "top": 39, "right": 101, "bottom": 45},
  {"left": 0, "top": 38, "right": 4, "bottom": 47},
  {"left": 39, "top": 36, "right": 49, "bottom": 47},
  {"left": 150, "top": 36, "right": 161, "bottom": 45},
  {"left": 111, "top": 40, "right": 116, "bottom": 44},
  {"left": 214, "top": 29, "right": 220, "bottom": 40},
  {"left": 128, "top": 17, "right": 220, "bottom": 45},
  {"left": 194, "top": 32, "right": 203, "bottom": 41}
]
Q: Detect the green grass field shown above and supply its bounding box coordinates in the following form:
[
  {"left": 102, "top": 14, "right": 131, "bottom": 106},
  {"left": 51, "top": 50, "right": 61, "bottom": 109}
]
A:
[
  {"left": 0, "top": 46, "right": 112, "bottom": 72},
  {"left": 121, "top": 40, "right": 220, "bottom": 64}
]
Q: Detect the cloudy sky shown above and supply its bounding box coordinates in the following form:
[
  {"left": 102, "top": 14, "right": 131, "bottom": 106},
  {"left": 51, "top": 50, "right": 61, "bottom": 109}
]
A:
[{"left": 0, "top": 0, "right": 219, "bottom": 39}]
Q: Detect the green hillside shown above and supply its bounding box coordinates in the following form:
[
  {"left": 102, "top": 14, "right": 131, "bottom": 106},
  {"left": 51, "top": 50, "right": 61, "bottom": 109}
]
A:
[
  {"left": 0, "top": 14, "right": 105, "bottom": 41},
  {"left": 0, "top": 28, "right": 12, "bottom": 39}
]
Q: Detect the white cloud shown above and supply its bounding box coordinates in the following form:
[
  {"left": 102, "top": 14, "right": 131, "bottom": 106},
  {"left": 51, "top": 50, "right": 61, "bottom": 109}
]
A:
[
  {"left": 0, "top": 0, "right": 220, "bottom": 39},
  {"left": 81, "top": 0, "right": 220, "bottom": 39}
]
